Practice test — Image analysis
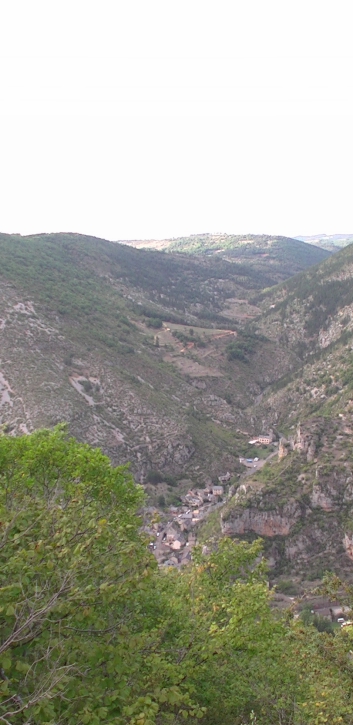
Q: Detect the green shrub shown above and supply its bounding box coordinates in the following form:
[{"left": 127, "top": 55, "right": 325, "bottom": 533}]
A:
[
  {"left": 276, "top": 580, "right": 299, "bottom": 595},
  {"left": 145, "top": 317, "right": 163, "bottom": 328},
  {"left": 146, "top": 470, "right": 164, "bottom": 484}
]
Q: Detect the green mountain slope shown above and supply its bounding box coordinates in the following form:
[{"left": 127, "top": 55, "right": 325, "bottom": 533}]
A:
[
  {"left": 0, "top": 232, "right": 299, "bottom": 494},
  {"left": 123, "top": 232, "right": 332, "bottom": 284},
  {"left": 0, "top": 232, "right": 298, "bottom": 327},
  {"left": 251, "top": 241, "right": 353, "bottom": 357}
]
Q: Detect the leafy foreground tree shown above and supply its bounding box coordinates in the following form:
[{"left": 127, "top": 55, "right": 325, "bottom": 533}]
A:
[{"left": 1, "top": 428, "right": 353, "bottom": 724}]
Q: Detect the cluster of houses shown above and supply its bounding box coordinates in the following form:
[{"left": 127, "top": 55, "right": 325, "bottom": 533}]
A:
[
  {"left": 144, "top": 437, "right": 276, "bottom": 569},
  {"left": 152, "top": 525, "right": 197, "bottom": 568},
  {"left": 181, "top": 481, "right": 226, "bottom": 509},
  {"left": 146, "top": 475, "right": 232, "bottom": 568}
]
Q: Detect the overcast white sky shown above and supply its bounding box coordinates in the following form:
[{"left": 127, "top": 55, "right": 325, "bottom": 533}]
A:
[{"left": 1, "top": 0, "right": 352, "bottom": 240}]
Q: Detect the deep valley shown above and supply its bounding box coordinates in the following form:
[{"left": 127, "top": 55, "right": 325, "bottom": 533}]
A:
[{"left": 1, "top": 231, "right": 353, "bottom": 585}]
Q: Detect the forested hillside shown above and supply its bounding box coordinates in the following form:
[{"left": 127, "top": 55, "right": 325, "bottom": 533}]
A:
[{"left": 123, "top": 232, "right": 331, "bottom": 282}]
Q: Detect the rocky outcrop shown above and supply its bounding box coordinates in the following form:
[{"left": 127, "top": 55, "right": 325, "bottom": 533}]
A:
[
  {"left": 310, "top": 485, "right": 334, "bottom": 511},
  {"left": 284, "top": 523, "right": 329, "bottom": 562},
  {"left": 278, "top": 438, "right": 289, "bottom": 460},
  {"left": 318, "top": 304, "right": 353, "bottom": 349},
  {"left": 290, "top": 421, "right": 325, "bottom": 462},
  {"left": 221, "top": 501, "right": 301, "bottom": 537},
  {"left": 219, "top": 414, "right": 353, "bottom": 578},
  {"left": 343, "top": 534, "right": 353, "bottom": 561},
  {"left": 157, "top": 437, "right": 195, "bottom": 470}
]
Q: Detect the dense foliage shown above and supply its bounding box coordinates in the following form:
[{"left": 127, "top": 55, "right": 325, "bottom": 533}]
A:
[
  {"left": 0, "top": 233, "right": 266, "bottom": 330},
  {"left": 226, "top": 332, "right": 266, "bottom": 362},
  {"left": 2, "top": 429, "right": 353, "bottom": 724},
  {"left": 166, "top": 234, "right": 330, "bottom": 273}
]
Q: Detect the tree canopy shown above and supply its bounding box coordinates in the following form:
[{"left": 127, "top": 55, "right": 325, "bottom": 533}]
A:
[{"left": 1, "top": 427, "right": 353, "bottom": 724}]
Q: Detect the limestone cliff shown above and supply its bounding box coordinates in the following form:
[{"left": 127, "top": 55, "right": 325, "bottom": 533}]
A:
[{"left": 220, "top": 414, "right": 353, "bottom": 580}]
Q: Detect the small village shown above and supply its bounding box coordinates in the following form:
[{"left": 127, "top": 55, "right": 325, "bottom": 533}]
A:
[
  {"left": 144, "top": 476, "right": 231, "bottom": 567},
  {"left": 144, "top": 434, "right": 277, "bottom": 567}
]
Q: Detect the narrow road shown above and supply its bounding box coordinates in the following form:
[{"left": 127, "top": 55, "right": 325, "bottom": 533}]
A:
[{"left": 243, "top": 448, "right": 278, "bottom": 475}]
